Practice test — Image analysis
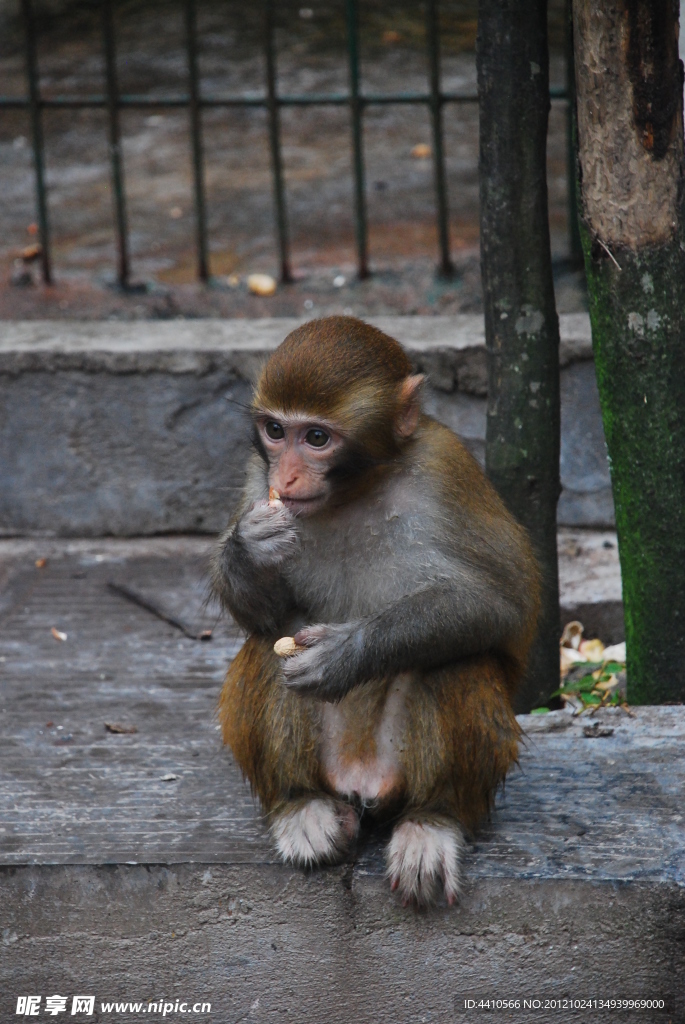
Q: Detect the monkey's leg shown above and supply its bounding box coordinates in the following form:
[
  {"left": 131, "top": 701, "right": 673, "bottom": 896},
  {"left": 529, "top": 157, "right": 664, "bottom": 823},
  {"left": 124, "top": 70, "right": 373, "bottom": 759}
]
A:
[
  {"left": 388, "top": 654, "right": 520, "bottom": 905},
  {"left": 219, "top": 636, "right": 359, "bottom": 867}
]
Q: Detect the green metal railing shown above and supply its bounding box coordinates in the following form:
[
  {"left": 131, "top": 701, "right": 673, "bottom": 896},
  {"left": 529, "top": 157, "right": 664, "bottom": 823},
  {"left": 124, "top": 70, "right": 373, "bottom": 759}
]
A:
[{"left": 2, "top": 0, "right": 570, "bottom": 288}]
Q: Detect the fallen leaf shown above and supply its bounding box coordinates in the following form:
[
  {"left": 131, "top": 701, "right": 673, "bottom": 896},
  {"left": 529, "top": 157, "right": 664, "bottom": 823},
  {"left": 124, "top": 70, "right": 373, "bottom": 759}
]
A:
[
  {"left": 552, "top": 625, "right": 630, "bottom": 714},
  {"left": 104, "top": 722, "right": 138, "bottom": 734},
  {"left": 247, "top": 273, "right": 277, "bottom": 296},
  {"left": 579, "top": 638, "right": 605, "bottom": 661},
  {"left": 563, "top": 661, "right": 604, "bottom": 685},
  {"left": 35, "top": 557, "right": 47, "bottom": 568},
  {"left": 21, "top": 243, "right": 42, "bottom": 262},
  {"left": 560, "top": 646, "right": 587, "bottom": 675},
  {"left": 27, "top": 222, "right": 38, "bottom": 235},
  {"left": 411, "top": 143, "right": 431, "bottom": 159},
  {"left": 594, "top": 674, "right": 619, "bottom": 693},
  {"left": 51, "top": 627, "right": 67, "bottom": 642},
  {"left": 382, "top": 29, "right": 401, "bottom": 43},
  {"left": 560, "top": 620, "right": 584, "bottom": 650},
  {"left": 602, "top": 641, "right": 626, "bottom": 663},
  {"left": 564, "top": 673, "right": 598, "bottom": 694}
]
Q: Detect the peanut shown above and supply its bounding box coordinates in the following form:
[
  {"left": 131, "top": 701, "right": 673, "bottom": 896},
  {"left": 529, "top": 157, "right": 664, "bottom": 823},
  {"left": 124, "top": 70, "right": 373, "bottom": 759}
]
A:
[{"left": 273, "top": 636, "right": 301, "bottom": 658}]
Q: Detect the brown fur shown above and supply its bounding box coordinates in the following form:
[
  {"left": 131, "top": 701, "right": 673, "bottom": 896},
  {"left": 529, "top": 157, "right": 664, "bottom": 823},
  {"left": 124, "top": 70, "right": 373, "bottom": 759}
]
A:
[
  {"left": 253, "top": 316, "right": 414, "bottom": 462},
  {"left": 402, "top": 656, "right": 521, "bottom": 831},
  {"left": 219, "top": 636, "right": 322, "bottom": 813},
  {"left": 219, "top": 646, "right": 519, "bottom": 833}
]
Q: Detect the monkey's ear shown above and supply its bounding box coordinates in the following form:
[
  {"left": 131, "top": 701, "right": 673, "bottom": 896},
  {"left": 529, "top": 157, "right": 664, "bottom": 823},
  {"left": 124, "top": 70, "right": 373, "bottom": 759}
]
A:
[{"left": 394, "top": 374, "right": 424, "bottom": 438}]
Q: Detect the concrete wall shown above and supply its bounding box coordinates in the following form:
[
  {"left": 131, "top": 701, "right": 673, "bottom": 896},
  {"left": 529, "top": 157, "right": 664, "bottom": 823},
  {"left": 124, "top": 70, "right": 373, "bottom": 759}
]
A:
[
  {"left": 0, "top": 315, "right": 611, "bottom": 536},
  {"left": 3, "top": 866, "right": 682, "bottom": 1023}
]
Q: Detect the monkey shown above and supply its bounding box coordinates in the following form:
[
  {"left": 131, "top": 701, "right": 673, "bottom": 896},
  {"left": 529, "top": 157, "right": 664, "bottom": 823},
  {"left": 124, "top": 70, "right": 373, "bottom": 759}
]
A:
[{"left": 212, "top": 315, "right": 540, "bottom": 906}]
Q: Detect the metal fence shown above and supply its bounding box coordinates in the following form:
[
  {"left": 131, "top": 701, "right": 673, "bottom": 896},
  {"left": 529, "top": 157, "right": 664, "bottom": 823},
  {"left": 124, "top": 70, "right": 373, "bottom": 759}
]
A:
[{"left": 2, "top": 0, "right": 571, "bottom": 289}]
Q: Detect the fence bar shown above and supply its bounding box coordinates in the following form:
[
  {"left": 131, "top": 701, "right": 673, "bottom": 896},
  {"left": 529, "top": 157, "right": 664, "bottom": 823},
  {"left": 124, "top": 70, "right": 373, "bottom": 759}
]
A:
[
  {"left": 425, "top": 0, "right": 453, "bottom": 277},
  {"left": 345, "top": 0, "right": 369, "bottom": 279},
  {"left": 21, "top": 0, "right": 51, "bottom": 284},
  {"left": 265, "top": 0, "right": 292, "bottom": 283},
  {"left": 102, "top": 0, "right": 130, "bottom": 288},
  {"left": 0, "top": 91, "right": 495, "bottom": 110},
  {"left": 184, "top": 0, "right": 209, "bottom": 281}
]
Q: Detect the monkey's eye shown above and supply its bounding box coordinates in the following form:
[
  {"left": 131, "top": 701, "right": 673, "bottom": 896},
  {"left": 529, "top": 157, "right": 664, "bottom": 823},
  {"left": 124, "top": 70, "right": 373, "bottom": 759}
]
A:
[
  {"left": 265, "top": 421, "right": 284, "bottom": 440},
  {"left": 305, "top": 428, "right": 329, "bottom": 448}
]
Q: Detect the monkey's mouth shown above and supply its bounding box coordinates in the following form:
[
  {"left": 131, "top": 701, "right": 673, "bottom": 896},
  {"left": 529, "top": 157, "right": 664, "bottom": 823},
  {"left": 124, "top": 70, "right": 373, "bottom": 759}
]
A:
[{"left": 281, "top": 495, "right": 326, "bottom": 515}]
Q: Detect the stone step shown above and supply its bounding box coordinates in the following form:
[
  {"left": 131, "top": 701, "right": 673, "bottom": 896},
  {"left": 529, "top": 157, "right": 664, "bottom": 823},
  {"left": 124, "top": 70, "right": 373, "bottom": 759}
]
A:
[
  {"left": 1, "top": 538, "right": 680, "bottom": 1020},
  {"left": 0, "top": 315, "right": 614, "bottom": 537}
]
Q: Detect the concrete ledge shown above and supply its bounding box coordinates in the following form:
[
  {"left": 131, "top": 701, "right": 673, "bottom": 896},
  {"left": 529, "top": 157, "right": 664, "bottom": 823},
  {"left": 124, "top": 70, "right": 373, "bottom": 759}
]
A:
[
  {"left": 3, "top": 869, "right": 682, "bottom": 1022},
  {"left": 0, "top": 314, "right": 593, "bottom": 382},
  {"left": 0, "top": 315, "right": 612, "bottom": 536},
  {"left": 0, "top": 539, "right": 678, "bottom": 1018}
]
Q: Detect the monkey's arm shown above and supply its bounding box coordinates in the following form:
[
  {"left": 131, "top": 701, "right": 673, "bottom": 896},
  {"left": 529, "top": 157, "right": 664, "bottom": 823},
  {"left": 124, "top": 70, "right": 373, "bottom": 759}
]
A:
[
  {"left": 281, "top": 573, "right": 534, "bottom": 700},
  {"left": 211, "top": 502, "right": 298, "bottom": 635}
]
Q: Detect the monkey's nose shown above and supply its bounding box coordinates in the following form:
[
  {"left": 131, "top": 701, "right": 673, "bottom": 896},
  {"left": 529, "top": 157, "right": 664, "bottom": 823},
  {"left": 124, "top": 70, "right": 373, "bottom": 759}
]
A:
[{"left": 280, "top": 463, "right": 300, "bottom": 489}]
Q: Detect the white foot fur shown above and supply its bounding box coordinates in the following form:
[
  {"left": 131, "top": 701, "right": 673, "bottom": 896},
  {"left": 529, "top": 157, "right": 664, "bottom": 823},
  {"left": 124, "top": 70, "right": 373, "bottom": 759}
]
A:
[
  {"left": 271, "top": 797, "right": 359, "bottom": 868},
  {"left": 386, "top": 817, "right": 464, "bottom": 906}
]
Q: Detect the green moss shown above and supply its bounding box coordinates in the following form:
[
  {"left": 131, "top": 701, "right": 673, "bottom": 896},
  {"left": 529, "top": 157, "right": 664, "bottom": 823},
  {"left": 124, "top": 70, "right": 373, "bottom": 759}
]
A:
[{"left": 581, "top": 225, "right": 685, "bottom": 703}]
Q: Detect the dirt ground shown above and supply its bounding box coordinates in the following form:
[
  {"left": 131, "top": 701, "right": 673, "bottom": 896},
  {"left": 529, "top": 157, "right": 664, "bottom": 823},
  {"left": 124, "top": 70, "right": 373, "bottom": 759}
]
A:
[{"left": 0, "top": 0, "right": 585, "bottom": 319}]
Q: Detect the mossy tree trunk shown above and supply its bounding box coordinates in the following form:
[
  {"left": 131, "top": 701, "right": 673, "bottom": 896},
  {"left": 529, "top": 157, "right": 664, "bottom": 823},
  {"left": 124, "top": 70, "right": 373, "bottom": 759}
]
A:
[
  {"left": 477, "top": 0, "right": 562, "bottom": 713},
  {"left": 573, "top": 0, "right": 685, "bottom": 703}
]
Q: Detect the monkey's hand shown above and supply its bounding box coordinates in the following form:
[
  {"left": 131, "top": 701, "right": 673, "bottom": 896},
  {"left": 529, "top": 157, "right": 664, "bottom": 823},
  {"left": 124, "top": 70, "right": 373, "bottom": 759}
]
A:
[
  {"left": 211, "top": 501, "right": 298, "bottom": 635},
  {"left": 236, "top": 500, "right": 298, "bottom": 566},
  {"left": 280, "top": 622, "right": 362, "bottom": 701}
]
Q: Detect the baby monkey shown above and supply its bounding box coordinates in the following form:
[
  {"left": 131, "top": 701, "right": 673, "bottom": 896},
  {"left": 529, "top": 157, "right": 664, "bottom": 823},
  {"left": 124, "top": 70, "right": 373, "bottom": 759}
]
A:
[{"left": 212, "top": 316, "right": 539, "bottom": 906}]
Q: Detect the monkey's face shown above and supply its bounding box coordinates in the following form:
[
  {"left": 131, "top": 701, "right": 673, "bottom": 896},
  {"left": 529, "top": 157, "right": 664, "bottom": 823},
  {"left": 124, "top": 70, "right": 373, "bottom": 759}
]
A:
[{"left": 255, "top": 414, "right": 346, "bottom": 516}]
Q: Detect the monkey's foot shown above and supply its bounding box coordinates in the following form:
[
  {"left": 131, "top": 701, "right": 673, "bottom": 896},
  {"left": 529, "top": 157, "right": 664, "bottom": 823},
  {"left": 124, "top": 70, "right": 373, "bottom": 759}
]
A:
[
  {"left": 271, "top": 797, "right": 359, "bottom": 868},
  {"left": 386, "top": 816, "right": 464, "bottom": 907}
]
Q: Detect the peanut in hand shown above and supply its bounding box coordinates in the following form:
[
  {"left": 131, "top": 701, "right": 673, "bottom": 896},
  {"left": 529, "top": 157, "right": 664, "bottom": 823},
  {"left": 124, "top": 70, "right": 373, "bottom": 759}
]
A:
[{"left": 273, "top": 636, "right": 302, "bottom": 658}]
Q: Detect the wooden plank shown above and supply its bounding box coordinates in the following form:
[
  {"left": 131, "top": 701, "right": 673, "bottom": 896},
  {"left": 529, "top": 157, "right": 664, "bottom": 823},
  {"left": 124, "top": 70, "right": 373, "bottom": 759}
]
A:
[{"left": 0, "top": 539, "right": 683, "bottom": 884}]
